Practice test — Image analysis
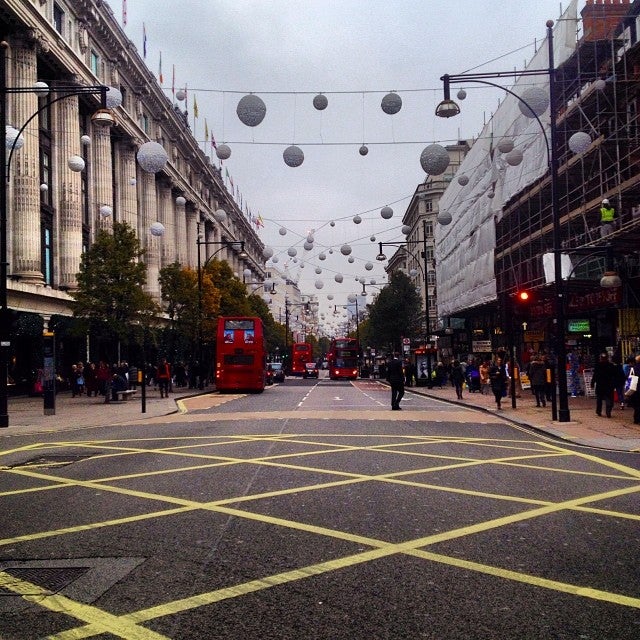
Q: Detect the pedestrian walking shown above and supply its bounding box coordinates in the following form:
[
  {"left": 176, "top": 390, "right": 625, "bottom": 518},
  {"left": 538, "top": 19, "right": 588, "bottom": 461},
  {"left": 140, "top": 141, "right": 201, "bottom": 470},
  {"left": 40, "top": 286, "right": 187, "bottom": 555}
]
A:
[
  {"left": 624, "top": 355, "right": 640, "bottom": 425},
  {"left": 156, "top": 357, "right": 172, "bottom": 398},
  {"left": 386, "top": 352, "right": 405, "bottom": 410},
  {"left": 450, "top": 360, "right": 465, "bottom": 400},
  {"left": 590, "top": 352, "right": 623, "bottom": 418},
  {"left": 479, "top": 359, "right": 491, "bottom": 395},
  {"left": 528, "top": 354, "right": 547, "bottom": 408},
  {"left": 489, "top": 357, "right": 508, "bottom": 410}
]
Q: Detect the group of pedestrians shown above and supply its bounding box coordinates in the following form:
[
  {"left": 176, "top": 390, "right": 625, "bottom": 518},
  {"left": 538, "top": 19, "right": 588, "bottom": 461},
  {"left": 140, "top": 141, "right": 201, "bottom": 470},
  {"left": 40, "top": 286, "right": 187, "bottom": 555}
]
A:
[{"left": 590, "top": 353, "right": 640, "bottom": 423}]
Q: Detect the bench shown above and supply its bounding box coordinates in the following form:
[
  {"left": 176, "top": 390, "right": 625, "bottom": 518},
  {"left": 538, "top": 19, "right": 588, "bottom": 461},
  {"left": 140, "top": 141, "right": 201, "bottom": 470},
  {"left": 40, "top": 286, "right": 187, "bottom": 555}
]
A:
[{"left": 114, "top": 389, "right": 137, "bottom": 401}]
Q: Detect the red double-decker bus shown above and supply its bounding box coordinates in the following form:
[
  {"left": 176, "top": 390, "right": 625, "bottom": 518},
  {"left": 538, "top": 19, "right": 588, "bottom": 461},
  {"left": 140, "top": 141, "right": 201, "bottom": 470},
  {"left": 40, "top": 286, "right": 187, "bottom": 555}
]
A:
[
  {"left": 328, "top": 337, "right": 359, "bottom": 380},
  {"left": 289, "top": 342, "right": 312, "bottom": 376},
  {"left": 215, "top": 317, "right": 266, "bottom": 392}
]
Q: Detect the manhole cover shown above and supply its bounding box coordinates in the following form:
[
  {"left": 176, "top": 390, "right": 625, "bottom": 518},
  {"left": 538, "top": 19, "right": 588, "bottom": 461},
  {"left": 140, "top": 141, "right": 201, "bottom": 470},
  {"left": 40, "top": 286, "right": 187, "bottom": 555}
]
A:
[
  {"left": 0, "top": 567, "right": 89, "bottom": 596},
  {"left": 8, "top": 454, "right": 94, "bottom": 469}
]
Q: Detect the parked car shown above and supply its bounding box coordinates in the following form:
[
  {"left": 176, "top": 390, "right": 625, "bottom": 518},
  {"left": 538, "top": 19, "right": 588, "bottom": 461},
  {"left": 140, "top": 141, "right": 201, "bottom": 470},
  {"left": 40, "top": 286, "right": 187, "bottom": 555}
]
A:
[
  {"left": 303, "top": 362, "right": 319, "bottom": 379},
  {"left": 269, "top": 362, "right": 285, "bottom": 383}
]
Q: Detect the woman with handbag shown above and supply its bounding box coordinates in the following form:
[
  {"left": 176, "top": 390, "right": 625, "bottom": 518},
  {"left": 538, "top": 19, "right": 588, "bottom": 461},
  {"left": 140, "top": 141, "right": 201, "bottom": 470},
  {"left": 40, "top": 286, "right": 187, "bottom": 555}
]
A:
[{"left": 627, "top": 355, "right": 640, "bottom": 425}]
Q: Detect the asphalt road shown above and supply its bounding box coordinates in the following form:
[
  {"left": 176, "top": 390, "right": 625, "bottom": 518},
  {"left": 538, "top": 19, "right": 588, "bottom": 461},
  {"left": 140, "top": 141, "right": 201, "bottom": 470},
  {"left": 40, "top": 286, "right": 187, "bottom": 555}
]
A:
[{"left": 1, "top": 375, "right": 639, "bottom": 639}]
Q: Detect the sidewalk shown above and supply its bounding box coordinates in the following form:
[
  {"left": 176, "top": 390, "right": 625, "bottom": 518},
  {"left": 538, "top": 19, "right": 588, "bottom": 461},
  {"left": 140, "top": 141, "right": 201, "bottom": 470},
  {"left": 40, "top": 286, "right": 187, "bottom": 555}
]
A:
[
  {"left": 407, "top": 382, "right": 640, "bottom": 452},
  {"left": 3, "top": 383, "right": 640, "bottom": 452}
]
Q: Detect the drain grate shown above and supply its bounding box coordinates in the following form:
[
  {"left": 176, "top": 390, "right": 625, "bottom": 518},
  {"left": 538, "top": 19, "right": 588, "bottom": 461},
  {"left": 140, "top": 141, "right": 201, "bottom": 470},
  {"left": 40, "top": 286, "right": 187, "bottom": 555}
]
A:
[
  {"left": 0, "top": 567, "right": 89, "bottom": 596},
  {"left": 7, "top": 454, "right": 94, "bottom": 469}
]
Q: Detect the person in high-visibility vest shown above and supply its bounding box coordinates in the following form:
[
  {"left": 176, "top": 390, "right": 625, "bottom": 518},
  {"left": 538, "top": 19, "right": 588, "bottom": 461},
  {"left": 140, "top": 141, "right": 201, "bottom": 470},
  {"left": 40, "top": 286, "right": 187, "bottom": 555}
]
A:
[{"left": 600, "top": 198, "right": 615, "bottom": 237}]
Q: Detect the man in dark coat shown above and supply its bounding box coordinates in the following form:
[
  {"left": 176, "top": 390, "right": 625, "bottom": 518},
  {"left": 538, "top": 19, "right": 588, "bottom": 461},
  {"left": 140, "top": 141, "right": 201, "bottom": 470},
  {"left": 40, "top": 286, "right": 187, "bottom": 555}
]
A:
[
  {"left": 386, "top": 353, "right": 405, "bottom": 410},
  {"left": 591, "top": 352, "right": 623, "bottom": 418}
]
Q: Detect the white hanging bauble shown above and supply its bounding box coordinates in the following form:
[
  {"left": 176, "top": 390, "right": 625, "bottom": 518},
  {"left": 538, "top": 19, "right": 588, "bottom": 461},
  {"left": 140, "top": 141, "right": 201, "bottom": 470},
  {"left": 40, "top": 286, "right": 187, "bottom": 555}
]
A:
[
  {"left": 497, "top": 138, "right": 514, "bottom": 154},
  {"left": 457, "top": 89, "right": 467, "bottom": 100},
  {"left": 420, "top": 143, "right": 450, "bottom": 175},
  {"left": 505, "top": 148, "right": 523, "bottom": 166},
  {"left": 129, "top": 177, "right": 137, "bottom": 186},
  {"left": 347, "top": 256, "right": 355, "bottom": 263},
  {"left": 175, "top": 196, "right": 186, "bottom": 206},
  {"left": 80, "top": 135, "right": 92, "bottom": 146},
  {"left": 67, "top": 155, "right": 85, "bottom": 172},
  {"left": 353, "top": 215, "right": 362, "bottom": 224},
  {"left": 314, "top": 280, "right": 324, "bottom": 289},
  {"left": 381, "top": 92, "right": 402, "bottom": 115},
  {"left": 279, "top": 227, "right": 287, "bottom": 236},
  {"left": 335, "top": 273, "right": 343, "bottom": 283},
  {"left": 457, "top": 174, "right": 469, "bottom": 186},
  {"left": 150, "top": 221, "right": 165, "bottom": 236},
  {"left": 137, "top": 141, "right": 168, "bottom": 173},
  {"left": 437, "top": 210, "right": 452, "bottom": 225},
  {"left": 359, "top": 145, "right": 369, "bottom": 156},
  {"left": 340, "top": 244, "right": 352, "bottom": 256},
  {"left": 313, "top": 94, "right": 328, "bottom": 110},
  {"left": 40, "top": 183, "right": 48, "bottom": 192},
  {"left": 5, "top": 126, "right": 24, "bottom": 151},
  {"left": 243, "top": 268, "right": 252, "bottom": 279},
  {"left": 287, "top": 247, "right": 297, "bottom": 257},
  {"left": 99, "top": 205, "right": 113, "bottom": 218},
  {"left": 319, "top": 252, "right": 326, "bottom": 261},
  {"left": 32, "top": 81, "right": 50, "bottom": 96},
  {"left": 105, "top": 86, "right": 123, "bottom": 109},
  {"left": 401, "top": 225, "right": 411, "bottom": 235},
  {"left": 518, "top": 86, "right": 549, "bottom": 118},
  {"left": 409, "top": 268, "right": 418, "bottom": 277},
  {"left": 175, "top": 88, "right": 186, "bottom": 101},
  {"left": 380, "top": 206, "right": 393, "bottom": 220},
  {"left": 216, "top": 144, "right": 231, "bottom": 160},
  {"left": 365, "top": 262, "right": 373, "bottom": 271},
  {"left": 263, "top": 246, "right": 274, "bottom": 259},
  {"left": 283, "top": 145, "right": 304, "bottom": 167},
  {"left": 594, "top": 78, "right": 607, "bottom": 91},
  {"left": 237, "top": 94, "right": 267, "bottom": 127},
  {"left": 568, "top": 131, "right": 592, "bottom": 154},
  {"left": 213, "top": 208, "right": 227, "bottom": 222}
]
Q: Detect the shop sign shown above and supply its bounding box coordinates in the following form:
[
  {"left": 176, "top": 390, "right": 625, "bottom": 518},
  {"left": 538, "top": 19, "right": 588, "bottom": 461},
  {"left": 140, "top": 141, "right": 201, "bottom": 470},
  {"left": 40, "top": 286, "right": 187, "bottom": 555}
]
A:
[
  {"left": 472, "top": 340, "right": 492, "bottom": 352},
  {"left": 567, "top": 319, "right": 590, "bottom": 333},
  {"left": 568, "top": 287, "right": 621, "bottom": 312}
]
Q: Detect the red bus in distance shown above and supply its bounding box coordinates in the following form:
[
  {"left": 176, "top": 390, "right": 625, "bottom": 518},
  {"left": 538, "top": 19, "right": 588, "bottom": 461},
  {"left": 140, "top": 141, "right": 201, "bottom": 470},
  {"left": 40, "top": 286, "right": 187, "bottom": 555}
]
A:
[
  {"left": 215, "top": 317, "right": 266, "bottom": 392},
  {"left": 328, "top": 337, "right": 359, "bottom": 380},
  {"left": 289, "top": 342, "right": 312, "bottom": 376}
]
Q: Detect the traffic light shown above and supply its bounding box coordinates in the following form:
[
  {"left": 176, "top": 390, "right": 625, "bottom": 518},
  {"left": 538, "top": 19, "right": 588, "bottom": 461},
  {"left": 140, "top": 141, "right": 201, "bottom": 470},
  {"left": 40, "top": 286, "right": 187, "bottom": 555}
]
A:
[
  {"left": 516, "top": 290, "right": 531, "bottom": 303},
  {"left": 512, "top": 289, "right": 536, "bottom": 317}
]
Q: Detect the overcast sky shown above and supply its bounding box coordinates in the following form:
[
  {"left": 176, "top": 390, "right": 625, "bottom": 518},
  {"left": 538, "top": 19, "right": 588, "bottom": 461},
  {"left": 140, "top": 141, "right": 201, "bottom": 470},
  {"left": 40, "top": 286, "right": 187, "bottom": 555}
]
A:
[{"left": 116, "top": 0, "right": 581, "bottom": 322}]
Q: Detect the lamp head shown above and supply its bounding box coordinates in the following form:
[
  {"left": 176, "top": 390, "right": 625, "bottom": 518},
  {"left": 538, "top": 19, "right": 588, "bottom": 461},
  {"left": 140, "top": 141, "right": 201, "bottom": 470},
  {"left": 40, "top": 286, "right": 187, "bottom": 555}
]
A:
[
  {"left": 435, "top": 99, "right": 461, "bottom": 118},
  {"left": 600, "top": 271, "right": 621, "bottom": 288},
  {"left": 90, "top": 108, "right": 116, "bottom": 127},
  {"left": 376, "top": 253, "right": 386, "bottom": 262}
]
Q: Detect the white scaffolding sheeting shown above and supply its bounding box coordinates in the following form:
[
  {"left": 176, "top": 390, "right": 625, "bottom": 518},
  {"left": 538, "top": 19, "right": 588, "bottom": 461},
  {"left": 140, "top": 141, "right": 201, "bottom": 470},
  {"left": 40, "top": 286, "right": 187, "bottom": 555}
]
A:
[{"left": 435, "top": 0, "right": 578, "bottom": 318}]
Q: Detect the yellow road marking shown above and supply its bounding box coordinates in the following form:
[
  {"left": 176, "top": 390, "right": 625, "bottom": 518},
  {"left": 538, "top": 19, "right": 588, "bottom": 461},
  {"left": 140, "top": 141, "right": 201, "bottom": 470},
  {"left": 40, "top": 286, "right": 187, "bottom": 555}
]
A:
[{"left": 0, "top": 571, "right": 170, "bottom": 639}]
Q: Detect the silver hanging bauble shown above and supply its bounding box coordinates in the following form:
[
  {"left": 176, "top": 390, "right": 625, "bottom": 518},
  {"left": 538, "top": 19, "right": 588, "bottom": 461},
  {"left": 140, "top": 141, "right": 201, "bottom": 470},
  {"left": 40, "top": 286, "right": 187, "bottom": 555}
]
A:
[
  {"left": 283, "top": 145, "right": 304, "bottom": 167},
  {"left": 99, "top": 205, "right": 113, "bottom": 218},
  {"left": 568, "top": 131, "right": 592, "bottom": 154},
  {"left": 401, "top": 225, "right": 411, "bottom": 235},
  {"left": 213, "top": 208, "right": 227, "bottom": 222},
  {"left": 105, "top": 86, "right": 123, "bottom": 109},
  {"left": 175, "top": 88, "right": 186, "bottom": 101},
  {"left": 359, "top": 145, "right": 369, "bottom": 156},
  {"left": 279, "top": 227, "right": 287, "bottom": 236},
  {"left": 5, "top": 126, "right": 24, "bottom": 151},
  {"left": 348, "top": 256, "right": 355, "bottom": 263},
  {"left": 497, "top": 138, "right": 514, "bottom": 154},
  {"left": 314, "top": 280, "right": 324, "bottom": 289},
  {"left": 80, "top": 135, "right": 92, "bottom": 146},
  {"left": 313, "top": 94, "right": 328, "bottom": 110},
  {"left": 518, "top": 86, "right": 549, "bottom": 118},
  {"left": 457, "top": 174, "right": 469, "bottom": 186},
  {"left": 216, "top": 144, "right": 231, "bottom": 160},
  {"left": 137, "top": 141, "right": 168, "bottom": 173},
  {"left": 334, "top": 273, "right": 343, "bottom": 283},
  {"left": 420, "top": 143, "right": 450, "bottom": 175},
  {"left": 67, "top": 155, "right": 85, "bottom": 172},
  {"left": 340, "top": 244, "right": 352, "bottom": 256},
  {"left": 381, "top": 92, "right": 402, "bottom": 115},
  {"left": 380, "top": 206, "right": 393, "bottom": 220},
  {"left": 315, "top": 267, "right": 322, "bottom": 274},
  {"left": 287, "top": 247, "right": 297, "bottom": 257},
  {"left": 32, "top": 81, "right": 50, "bottom": 96},
  {"left": 353, "top": 215, "right": 362, "bottom": 224},
  {"left": 457, "top": 89, "right": 467, "bottom": 100},
  {"left": 150, "top": 221, "right": 165, "bottom": 236},
  {"left": 319, "top": 252, "right": 326, "bottom": 260},
  {"left": 505, "top": 148, "right": 523, "bottom": 166},
  {"left": 175, "top": 196, "right": 186, "bottom": 206},
  {"left": 237, "top": 94, "right": 266, "bottom": 127},
  {"left": 437, "top": 210, "right": 452, "bottom": 225},
  {"left": 263, "top": 246, "right": 274, "bottom": 259},
  {"left": 365, "top": 262, "right": 373, "bottom": 271},
  {"left": 304, "top": 241, "right": 314, "bottom": 251}
]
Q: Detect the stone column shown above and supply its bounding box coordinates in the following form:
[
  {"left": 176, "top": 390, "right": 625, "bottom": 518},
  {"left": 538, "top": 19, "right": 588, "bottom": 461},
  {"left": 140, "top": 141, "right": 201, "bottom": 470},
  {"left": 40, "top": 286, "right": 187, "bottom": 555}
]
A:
[
  {"left": 56, "top": 94, "right": 83, "bottom": 289},
  {"left": 174, "top": 198, "right": 188, "bottom": 266},
  {"left": 117, "top": 142, "right": 138, "bottom": 227},
  {"left": 92, "top": 125, "right": 113, "bottom": 233},
  {"left": 139, "top": 171, "right": 160, "bottom": 298},
  {"left": 10, "top": 39, "right": 42, "bottom": 283},
  {"left": 185, "top": 207, "right": 198, "bottom": 269},
  {"left": 157, "top": 183, "right": 173, "bottom": 268}
]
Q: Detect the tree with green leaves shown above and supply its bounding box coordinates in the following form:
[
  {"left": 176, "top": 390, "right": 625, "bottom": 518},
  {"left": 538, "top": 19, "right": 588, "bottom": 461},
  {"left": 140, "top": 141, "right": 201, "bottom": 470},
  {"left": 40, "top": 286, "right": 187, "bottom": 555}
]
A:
[
  {"left": 366, "top": 270, "right": 422, "bottom": 352},
  {"left": 70, "top": 222, "right": 159, "bottom": 351}
]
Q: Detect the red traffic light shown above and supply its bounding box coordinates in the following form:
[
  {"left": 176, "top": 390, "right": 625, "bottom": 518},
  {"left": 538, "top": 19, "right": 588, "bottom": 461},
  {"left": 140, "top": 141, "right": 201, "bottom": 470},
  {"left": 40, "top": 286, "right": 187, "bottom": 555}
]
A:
[{"left": 517, "top": 290, "right": 530, "bottom": 302}]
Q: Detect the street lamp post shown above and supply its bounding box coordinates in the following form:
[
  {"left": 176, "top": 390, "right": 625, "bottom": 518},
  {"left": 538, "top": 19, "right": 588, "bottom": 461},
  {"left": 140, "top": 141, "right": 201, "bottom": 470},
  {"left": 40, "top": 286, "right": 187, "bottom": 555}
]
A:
[
  {"left": 196, "top": 223, "right": 246, "bottom": 389},
  {"left": 435, "top": 20, "right": 572, "bottom": 422},
  {"left": 0, "top": 44, "right": 111, "bottom": 428},
  {"left": 376, "top": 227, "right": 433, "bottom": 385}
]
